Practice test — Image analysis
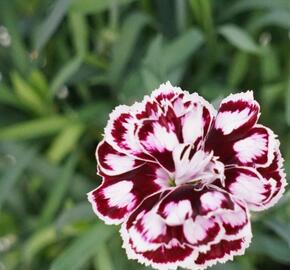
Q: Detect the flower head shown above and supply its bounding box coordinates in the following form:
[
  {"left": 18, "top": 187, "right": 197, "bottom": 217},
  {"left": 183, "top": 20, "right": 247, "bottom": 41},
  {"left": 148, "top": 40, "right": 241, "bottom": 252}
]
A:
[{"left": 88, "top": 82, "right": 287, "bottom": 270}]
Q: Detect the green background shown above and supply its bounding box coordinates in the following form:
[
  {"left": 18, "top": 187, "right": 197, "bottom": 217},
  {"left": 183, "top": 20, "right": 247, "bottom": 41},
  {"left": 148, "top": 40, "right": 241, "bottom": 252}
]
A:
[{"left": 0, "top": 0, "right": 290, "bottom": 269}]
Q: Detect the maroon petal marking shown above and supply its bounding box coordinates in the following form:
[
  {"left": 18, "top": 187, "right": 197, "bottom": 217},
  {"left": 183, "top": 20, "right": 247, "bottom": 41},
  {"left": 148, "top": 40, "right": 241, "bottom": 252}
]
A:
[{"left": 88, "top": 164, "right": 167, "bottom": 224}]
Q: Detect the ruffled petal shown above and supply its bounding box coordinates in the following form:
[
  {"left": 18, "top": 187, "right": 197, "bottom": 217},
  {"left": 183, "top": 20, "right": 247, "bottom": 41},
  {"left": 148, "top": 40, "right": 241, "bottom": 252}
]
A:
[
  {"left": 121, "top": 185, "right": 252, "bottom": 270},
  {"left": 257, "top": 145, "right": 287, "bottom": 209},
  {"left": 104, "top": 104, "right": 152, "bottom": 161},
  {"left": 120, "top": 192, "right": 197, "bottom": 270},
  {"left": 88, "top": 164, "right": 168, "bottom": 224},
  {"left": 96, "top": 140, "right": 144, "bottom": 175},
  {"left": 194, "top": 200, "right": 252, "bottom": 269},
  {"left": 224, "top": 166, "right": 276, "bottom": 211},
  {"left": 137, "top": 107, "right": 181, "bottom": 172},
  {"left": 180, "top": 93, "right": 216, "bottom": 145},
  {"left": 194, "top": 237, "right": 252, "bottom": 270},
  {"left": 213, "top": 91, "right": 260, "bottom": 138},
  {"left": 232, "top": 125, "right": 276, "bottom": 167}
]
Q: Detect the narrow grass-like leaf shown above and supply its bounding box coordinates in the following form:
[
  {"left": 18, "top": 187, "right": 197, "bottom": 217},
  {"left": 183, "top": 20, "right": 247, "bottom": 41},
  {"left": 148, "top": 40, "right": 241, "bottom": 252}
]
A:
[
  {"left": 222, "top": 0, "right": 290, "bottom": 20},
  {"left": 55, "top": 203, "right": 94, "bottom": 232},
  {"left": 34, "top": 0, "right": 72, "bottom": 52},
  {"left": 11, "top": 72, "right": 48, "bottom": 115},
  {"left": 109, "top": 13, "right": 148, "bottom": 86},
  {"left": 70, "top": 0, "right": 137, "bottom": 14},
  {"left": 46, "top": 123, "right": 85, "bottom": 163},
  {"left": 163, "top": 28, "right": 204, "bottom": 72},
  {"left": 219, "top": 24, "right": 260, "bottom": 54},
  {"left": 24, "top": 226, "right": 57, "bottom": 263},
  {"left": 0, "top": 2, "right": 29, "bottom": 73},
  {"left": 0, "top": 116, "right": 71, "bottom": 140},
  {"left": 228, "top": 52, "right": 249, "bottom": 88},
  {"left": 286, "top": 77, "right": 290, "bottom": 126},
  {"left": 68, "top": 12, "right": 88, "bottom": 56},
  {"left": 94, "top": 246, "right": 113, "bottom": 270},
  {"left": 0, "top": 147, "right": 37, "bottom": 209},
  {"left": 250, "top": 10, "right": 290, "bottom": 30},
  {"left": 50, "top": 224, "right": 115, "bottom": 270},
  {"left": 264, "top": 219, "right": 290, "bottom": 247},
  {"left": 39, "top": 153, "right": 78, "bottom": 225},
  {"left": 250, "top": 233, "right": 290, "bottom": 264},
  {"left": 50, "top": 56, "right": 82, "bottom": 96}
]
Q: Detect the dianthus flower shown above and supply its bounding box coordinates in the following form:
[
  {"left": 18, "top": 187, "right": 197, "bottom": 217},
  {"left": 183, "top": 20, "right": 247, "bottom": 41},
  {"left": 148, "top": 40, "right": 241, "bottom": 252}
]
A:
[{"left": 88, "top": 82, "right": 286, "bottom": 270}]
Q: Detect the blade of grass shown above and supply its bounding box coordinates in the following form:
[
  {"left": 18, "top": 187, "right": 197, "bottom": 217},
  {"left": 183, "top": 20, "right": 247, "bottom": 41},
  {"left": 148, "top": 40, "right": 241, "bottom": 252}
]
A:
[
  {"left": 219, "top": 24, "right": 260, "bottom": 54},
  {"left": 50, "top": 224, "right": 115, "bottom": 270},
  {"left": 39, "top": 153, "right": 78, "bottom": 226},
  {"left": 0, "top": 147, "right": 37, "bottom": 209},
  {"left": 34, "top": 0, "right": 73, "bottom": 52}
]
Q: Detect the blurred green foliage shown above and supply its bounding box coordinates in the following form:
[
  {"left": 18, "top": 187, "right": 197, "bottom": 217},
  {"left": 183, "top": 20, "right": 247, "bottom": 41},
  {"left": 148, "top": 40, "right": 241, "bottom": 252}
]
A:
[{"left": 0, "top": 0, "right": 290, "bottom": 269}]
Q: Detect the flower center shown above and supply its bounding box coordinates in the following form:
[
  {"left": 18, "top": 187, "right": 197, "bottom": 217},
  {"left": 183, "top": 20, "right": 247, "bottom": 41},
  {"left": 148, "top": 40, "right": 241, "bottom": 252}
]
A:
[{"left": 171, "top": 144, "right": 225, "bottom": 188}]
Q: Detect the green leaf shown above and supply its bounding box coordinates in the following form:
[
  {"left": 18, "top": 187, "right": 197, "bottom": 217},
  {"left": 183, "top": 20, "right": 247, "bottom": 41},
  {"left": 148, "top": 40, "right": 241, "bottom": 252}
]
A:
[
  {"left": 264, "top": 219, "right": 290, "bottom": 247},
  {"left": 286, "top": 77, "right": 290, "bottom": 126},
  {"left": 222, "top": 0, "right": 290, "bottom": 19},
  {"left": 0, "top": 147, "right": 37, "bottom": 209},
  {"left": 228, "top": 52, "right": 250, "bottom": 88},
  {"left": 50, "top": 56, "right": 83, "bottom": 96},
  {"left": 11, "top": 72, "right": 48, "bottom": 115},
  {"left": 250, "top": 233, "right": 290, "bottom": 264},
  {"left": 40, "top": 153, "right": 78, "bottom": 225},
  {"left": 219, "top": 24, "right": 260, "bottom": 54},
  {"left": 68, "top": 12, "right": 88, "bottom": 56},
  {"left": 0, "top": 83, "right": 21, "bottom": 107},
  {"left": 250, "top": 10, "right": 290, "bottom": 30},
  {"left": 163, "top": 28, "right": 204, "bottom": 73},
  {"left": 94, "top": 246, "right": 113, "bottom": 270},
  {"left": 55, "top": 203, "right": 94, "bottom": 232},
  {"left": 46, "top": 123, "right": 85, "bottom": 163},
  {"left": 70, "top": 0, "right": 137, "bottom": 15},
  {"left": 109, "top": 13, "right": 149, "bottom": 86},
  {"left": 50, "top": 224, "right": 115, "bottom": 270},
  {"left": 24, "top": 226, "right": 57, "bottom": 263},
  {"left": 0, "top": 116, "right": 71, "bottom": 140},
  {"left": 34, "top": 0, "right": 72, "bottom": 52}
]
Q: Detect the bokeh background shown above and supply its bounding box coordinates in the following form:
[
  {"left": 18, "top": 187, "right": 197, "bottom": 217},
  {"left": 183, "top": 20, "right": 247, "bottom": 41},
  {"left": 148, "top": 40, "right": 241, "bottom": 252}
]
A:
[{"left": 0, "top": 0, "right": 290, "bottom": 269}]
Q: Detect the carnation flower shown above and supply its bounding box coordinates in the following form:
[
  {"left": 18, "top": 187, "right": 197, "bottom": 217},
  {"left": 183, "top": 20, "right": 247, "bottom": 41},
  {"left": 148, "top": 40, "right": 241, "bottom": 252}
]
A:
[{"left": 88, "top": 82, "right": 287, "bottom": 270}]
